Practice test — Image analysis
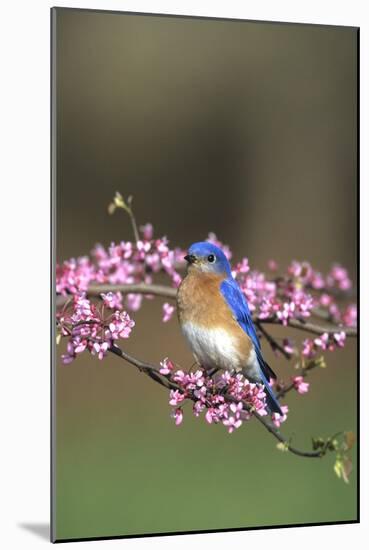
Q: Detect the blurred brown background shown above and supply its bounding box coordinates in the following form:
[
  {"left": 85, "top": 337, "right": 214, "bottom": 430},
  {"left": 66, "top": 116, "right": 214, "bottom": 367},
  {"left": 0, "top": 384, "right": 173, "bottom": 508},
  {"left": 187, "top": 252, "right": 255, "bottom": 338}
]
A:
[{"left": 55, "top": 8, "right": 357, "bottom": 541}]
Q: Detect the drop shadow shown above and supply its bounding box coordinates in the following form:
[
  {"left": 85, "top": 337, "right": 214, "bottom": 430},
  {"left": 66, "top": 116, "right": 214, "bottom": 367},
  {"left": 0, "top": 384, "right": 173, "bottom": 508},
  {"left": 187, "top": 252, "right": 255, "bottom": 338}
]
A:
[{"left": 18, "top": 523, "right": 50, "bottom": 541}]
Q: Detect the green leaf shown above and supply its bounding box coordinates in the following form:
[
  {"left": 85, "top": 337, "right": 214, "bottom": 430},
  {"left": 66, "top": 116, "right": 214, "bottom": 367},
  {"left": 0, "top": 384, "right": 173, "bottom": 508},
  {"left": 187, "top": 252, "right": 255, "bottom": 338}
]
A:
[
  {"left": 327, "top": 438, "right": 339, "bottom": 452},
  {"left": 107, "top": 202, "right": 116, "bottom": 215},
  {"left": 334, "top": 456, "right": 353, "bottom": 483},
  {"left": 312, "top": 437, "right": 325, "bottom": 450},
  {"left": 341, "top": 457, "right": 353, "bottom": 483},
  {"left": 276, "top": 441, "right": 289, "bottom": 452},
  {"left": 113, "top": 191, "right": 125, "bottom": 208},
  {"left": 334, "top": 457, "right": 343, "bottom": 479},
  {"left": 344, "top": 431, "right": 356, "bottom": 451},
  {"left": 108, "top": 192, "right": 131, "bottom": 215},
  {"left": 316, "top": 356, "right": 327, "bottom": 369}
]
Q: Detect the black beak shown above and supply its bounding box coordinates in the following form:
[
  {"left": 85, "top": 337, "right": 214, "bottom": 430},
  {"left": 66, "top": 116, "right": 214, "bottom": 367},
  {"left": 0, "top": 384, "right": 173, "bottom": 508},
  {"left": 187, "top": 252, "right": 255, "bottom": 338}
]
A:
[{"left": 184, "top": 254, "right": 196, "bottom": 264}]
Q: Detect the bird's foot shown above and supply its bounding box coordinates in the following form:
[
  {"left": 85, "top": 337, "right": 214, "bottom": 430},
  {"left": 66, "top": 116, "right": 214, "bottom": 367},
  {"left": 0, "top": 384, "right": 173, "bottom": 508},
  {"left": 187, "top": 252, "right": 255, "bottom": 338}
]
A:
[{"left": 207, "top": 367, "right": 220, "bottom": 378}]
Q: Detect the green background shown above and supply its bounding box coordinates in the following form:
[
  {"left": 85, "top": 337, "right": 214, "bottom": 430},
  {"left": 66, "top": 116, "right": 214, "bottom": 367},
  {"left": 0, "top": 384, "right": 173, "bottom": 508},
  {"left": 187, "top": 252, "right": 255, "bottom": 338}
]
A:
[{"left": 54, "top": 9, "right": 357, "bottom": 540}]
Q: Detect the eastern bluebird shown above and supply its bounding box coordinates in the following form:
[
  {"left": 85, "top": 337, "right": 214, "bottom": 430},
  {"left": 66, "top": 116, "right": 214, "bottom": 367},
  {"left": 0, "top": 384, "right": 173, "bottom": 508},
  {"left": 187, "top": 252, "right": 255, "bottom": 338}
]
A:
[{"left": 177, "top": 241, "right": 282, "bottom": 415}]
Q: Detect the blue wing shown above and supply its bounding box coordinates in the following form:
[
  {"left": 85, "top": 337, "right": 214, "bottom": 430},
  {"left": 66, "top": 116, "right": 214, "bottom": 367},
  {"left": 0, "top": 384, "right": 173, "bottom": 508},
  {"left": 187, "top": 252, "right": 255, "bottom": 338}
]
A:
[
  {"left": 220, "top": 277, "right": 282, "bottom": 415},
  {"left": 220, "top": 277, "right": 261, "bottom": 354}
]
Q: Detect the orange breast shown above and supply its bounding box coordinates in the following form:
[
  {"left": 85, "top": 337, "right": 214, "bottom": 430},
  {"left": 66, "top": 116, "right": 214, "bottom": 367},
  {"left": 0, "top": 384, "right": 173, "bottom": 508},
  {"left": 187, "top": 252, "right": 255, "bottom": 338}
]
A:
[{"left": 176, "top": 271, "right": 253, "bottom": 366}]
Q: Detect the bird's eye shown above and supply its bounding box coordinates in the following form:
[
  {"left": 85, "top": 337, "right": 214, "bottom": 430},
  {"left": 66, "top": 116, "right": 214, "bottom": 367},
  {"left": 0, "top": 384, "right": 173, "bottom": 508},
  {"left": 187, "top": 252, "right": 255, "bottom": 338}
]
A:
[{"left": 207, "top": 254, "right": 215, "bottom": 263}]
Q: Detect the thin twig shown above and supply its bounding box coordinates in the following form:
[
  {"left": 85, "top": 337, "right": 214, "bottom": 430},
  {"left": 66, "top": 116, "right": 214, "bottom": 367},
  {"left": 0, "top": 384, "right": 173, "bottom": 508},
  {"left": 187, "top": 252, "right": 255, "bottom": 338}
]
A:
[
  {"left": 256, "top": 321, "right": 292, "bottom": 359},
  {"left": 108, "top": 192, "right": 140, "bottom": 243},
  {"left": 125, "top": 196, "right": 140, "bottom": 244},
  {"left": 109, "top": 345, "right": 176, "bottom": 391},
  {"left": 260, "top": 317, "right": 356, "bottom": 337},
  {"left": 251, "top": 411, "right": 326, "bottom": 458},
  {"left": 276, "top": 359, "right": 320, "bottom": 399}
]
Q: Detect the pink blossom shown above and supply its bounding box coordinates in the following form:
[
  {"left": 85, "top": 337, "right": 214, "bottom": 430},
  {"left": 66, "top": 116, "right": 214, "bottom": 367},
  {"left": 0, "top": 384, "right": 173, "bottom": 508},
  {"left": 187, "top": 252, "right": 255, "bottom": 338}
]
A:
[
  {"left": 292, "top": 376, "right": 310, "bottom": 395},
  {"left": 57, "top": 229, "right": 186, "bottom": 307},
  {"left": 205, "top": 408, "right": 217, "bottom": 424},
  {"left": 100, "top": 291, "right": 123, "bottom": 310},
  {"left": 222, "top": 416, "right": 243, "bottom": 433},
  {"left": 156, "top": 238, "right": 169, "bottom": 255},
  {"left": 109, "top": 311, "right": 135, "bottom": 340},
  {"left": 120, "top": 241, "right": 134, "bottom": 260},
  {"left": 169, "top": 390, "right": 185, "bottom": 406},
  {"left": 276, "top": 302, "right": 295, "bottom": 326},
  {"left": 171, "top": 271, "right": 182, "bottom": 288},
  {"left": 333, "top": 332, "right": 346, "bottom": 348},
  {"left": 193, "top": 400, "right": 206, "bottom": 417},
  {"left": 172, "top": 407, "right": 183, "bottom": 426},
  {"left": 272, "top": 405, "right": 289, "bottom": 428},
  {"left": 258, "top": 298, "right": 275, "bottom": 319},
  {"left": 72, "top": 293, "right": 94, "bottom": 321},
  {"left": 92, "top": 342, "right": 109, "bottom": 360},
  {"left": 73, "top": 336, "right": 88, "bottom": 354},
  {"left": 268, "top": 259, "right": 278, "bottom": 271},
  {"left": 283, "top": 339, "right": 294, "bottom": 355},
  {"left": 302, "top": 339, "right": 316, "bottom": 358},
  {"left": 159, "top": 357, "right": 175, "bottom": 375},
  {"left": 288, "top": 261, "right": 302, "bottom": 278},
  {"left": 164, "top": 363, "right": 270, "bottom": 432},
  {"left": 234, "top": 258, "right": 250, "bottom": 274},
  {"left": 327, "top": 264, "right": 352, "bottom": 291},
  {"left": 162, "top": 302, "right": 175, "bottom": 322},
  {"left": 145, "top": 252, "right": 161, "bottom": 271},
  {"left": 314, "top": 332, "right": 329, "bottom": 350},
  {"left": 230, "top": 402, "right": 243, "bottom": 415},
  {"left": 172, "top": 370, "right": 187, "bottom": 384},
  {"left": 220, "top": 371, "right": 232, "bottom": 385},
  {"left": 186, "top": 370, "right": 205, "bottom": 388},
  {"left": 342, "top": 304, "right": 357, "bottom": 327},
  {"left": 136, "top": 240, "right": 151, "bottom": 254},
  {"left": 292, "top": 290, "right": 314, "bottom": 318},
  {"left": 61, "top": 342, "right": 76, "bottom": 365},
  {"left": 56, "top": 257, "right": 95, "bottom": 295},
  {"left": 310, "top": 271, "right": 325, "bottom": 289},
  {"left": 320, "top": 293, "right": 333, "bottom": 307},
  {"left": 57, "top": 293, "right": 136, "bottom": 365},
  {"left": 288, "top": 261, "right": 311, "bottom": 280},
  {"left": 223, "top": 403, "right": 243, "bottom": 433},
  {"left": 126, "top": 293, "right": 143, "bottom": 312},
  {"left": 140, "top": 223, "right": 154, "bottom": 240}
]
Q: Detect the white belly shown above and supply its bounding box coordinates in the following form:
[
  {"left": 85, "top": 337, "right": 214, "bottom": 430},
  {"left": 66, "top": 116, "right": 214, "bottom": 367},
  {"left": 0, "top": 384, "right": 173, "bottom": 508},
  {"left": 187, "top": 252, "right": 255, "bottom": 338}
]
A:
[
  {"left": 242, "top": 347, "right": 262, "bottom": 382},
  {"left": 181, "top": 322, "right": 241, "bottom": 371},
  {"left": 181, "top": 322, "right": 262, "bottom": 380}
]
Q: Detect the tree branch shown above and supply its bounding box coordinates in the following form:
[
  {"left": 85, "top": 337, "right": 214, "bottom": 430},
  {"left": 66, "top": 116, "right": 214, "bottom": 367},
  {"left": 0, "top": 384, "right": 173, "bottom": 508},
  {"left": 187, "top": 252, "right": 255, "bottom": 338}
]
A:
[
  {"left": 55, "top": 283, "right": 177, "bottom": 307},
  {"left": 56, "top": 282, "right": 356, "bottom": 337},
  {"left": 108, "top": 345, "right": 175, "bottom": 390},
  {"left": 89, "top": 283, "right": 177, "bottom": 299},
  {"left": 108, "top": 343, "right": 331, "bottom": 459},
  {"left": 251, "top": 411, "right": 325, "bottom": 458}
]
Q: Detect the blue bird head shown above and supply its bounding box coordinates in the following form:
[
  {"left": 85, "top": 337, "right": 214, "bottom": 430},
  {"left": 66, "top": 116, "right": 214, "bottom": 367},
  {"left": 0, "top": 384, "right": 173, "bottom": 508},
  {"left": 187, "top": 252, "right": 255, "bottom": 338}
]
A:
[{"left": 184, "top": 242, "right": 231, "bottom": 276}]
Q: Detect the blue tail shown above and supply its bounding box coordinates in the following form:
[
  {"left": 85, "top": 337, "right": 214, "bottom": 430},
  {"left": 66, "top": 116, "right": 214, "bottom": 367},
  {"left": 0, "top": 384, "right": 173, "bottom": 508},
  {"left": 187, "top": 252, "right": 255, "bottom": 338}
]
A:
[
  {"left": 258, "top": 369, "right": 283, "bottom": 416},
  {"left": 251, "top": 347, "right": 283, "bottom": 416},
  {"left": 264, "top": 381, "right": 283, "bottom": 416}
]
